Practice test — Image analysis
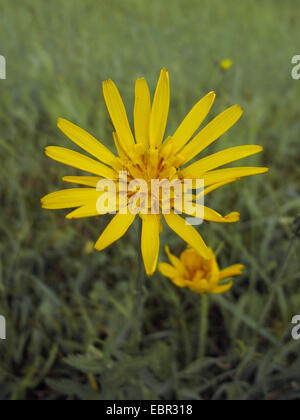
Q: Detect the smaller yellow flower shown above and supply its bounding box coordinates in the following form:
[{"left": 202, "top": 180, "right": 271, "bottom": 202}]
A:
[
  {"left": 159, "top": 246, "right": 244, "bottom": 294},
  {"left": 84, "top": 240, "right": 95, "bottom": 254},
  {"left": 220, "top": 59, "right": 233, "bottom": 71}
]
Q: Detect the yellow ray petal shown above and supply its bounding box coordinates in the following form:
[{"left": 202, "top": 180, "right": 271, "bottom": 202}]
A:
[
  {"left": 211, "top": 281, "right": 233, "bottom": 294},
  {"left": 180, "top": 248, "right": 203, "bottom": 272},
  {"left": 112, "top": 131, "right": 127, "bottom": 159},
  {"left": 66, "top": 194, "right": 118, "bottom": 218},
  {"left": 181, "top": 145, "right": 263, "bottom": 178},
  {"left": 141, "top": 215, "right": 160, "bottom": 276},
  {"left": 149, "top": 69, "right": 170, "bottom": 148},
  {"left": 201, "top": 167, "right": 269, "bottom": 187},
  {"left": 62, "top": 176, "right": 102, "bottom": 187},
  {"left": 178, "top": 203, "right": 240, "bottom": 224},
  {"left": 179, "top": 105, "right": 243, "bottom": 166},
  {"left": 66, "top": 203, "right": 101, "bottom": 219},
  {"left": 45, "top": 146, "right": 116, "bottom": 179},
  {"left": 134, "top": 78, "right": 151, "bottom": 147},
  {"left": 57, "top": 118, "right": 117, "bottom": 167},
  {"left": 94, "top": 212, "right": 136, "bottom": 251},
  {"left": 158, "top": 262, "right": 179, "bottom": 279},
  {"left": 203, "top": 208, "right": 240, "bottom": 223},
  {"left": 165, "top": 245, "right": 188, "bottom": 277},
  {"left": 102, "top": 79, "right": 135, "bottom": 152},
  {"left": 41, "top": 188, "right": 101, "bottom": 209},
  {"left": 219, "top": 264, "right": 244, "bottom": 280},
  {"left": 209, "top": 253, "right": 221, "bottom": 286},
  {"left": 171, "top": 91, "right": 216, "bottom": 154},
  {"left": 170, "top": 276, "right": 186, "bottom": 288},
  {"left": 164, "top": 213, "right": 210, "bottom": 260},
  {"left": 188, "top": 278, "right": 209, "bottom": 293},
  {"left": 196, "top": 178, "right": 239, "bottom": 199}
]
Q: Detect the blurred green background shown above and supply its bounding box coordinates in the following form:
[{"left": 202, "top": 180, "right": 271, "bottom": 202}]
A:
[{"left": 0, "top": 0, "right": 300, "bottom": 400}]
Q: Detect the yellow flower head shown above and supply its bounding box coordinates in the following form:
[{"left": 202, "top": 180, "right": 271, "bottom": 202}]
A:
[
  {"left": 220, "top": 59, "right": 233, "bottom": 71},
  {"left": 159, "top": 246, "right": 244, "bottom": 294},
  {"left": 41, "top": 69, "right": 268, "bottom": 276}
]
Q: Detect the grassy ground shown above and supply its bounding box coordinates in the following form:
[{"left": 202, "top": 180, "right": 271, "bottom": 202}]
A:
[{"left": 0, "top": 0, "right": 300, "bottom": 400}]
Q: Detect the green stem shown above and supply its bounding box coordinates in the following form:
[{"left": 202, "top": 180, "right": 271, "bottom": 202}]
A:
[
  {"left": 135, "top": 217, "right": 144, "bottom": 342},
  {"left": 199, "top": 294, "right": 209, "bottom": 358}
]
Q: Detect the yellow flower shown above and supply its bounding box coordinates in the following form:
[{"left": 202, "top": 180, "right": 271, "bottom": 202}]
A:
[
  {"left": 41, "top": 69, "right": 268, "bottom": 276},
  {"left": 84, "top": 240, "right": 95, "bottom": 255},
  {"left": 159, "top": 246, "right": 244, "bottom": 294},
  {"left": 220, "top": 59, "right": 233, "bottom": 71}
]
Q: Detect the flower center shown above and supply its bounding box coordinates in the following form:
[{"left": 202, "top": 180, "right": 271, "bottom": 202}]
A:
[
  {"left": 117, "top": 144, "right": 183, "bottom": 211},
  {"left": 186, "top": 260, "right": 212, "bottom": 282}
]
